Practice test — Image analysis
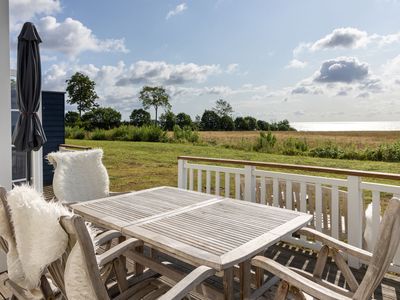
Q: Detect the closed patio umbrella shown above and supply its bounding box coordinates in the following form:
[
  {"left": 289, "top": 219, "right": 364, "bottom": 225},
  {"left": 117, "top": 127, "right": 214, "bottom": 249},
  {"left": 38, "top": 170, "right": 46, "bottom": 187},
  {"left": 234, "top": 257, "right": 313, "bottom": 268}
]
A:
[{"left": 12, "top": 22, "right": 47, "bottom": 184}]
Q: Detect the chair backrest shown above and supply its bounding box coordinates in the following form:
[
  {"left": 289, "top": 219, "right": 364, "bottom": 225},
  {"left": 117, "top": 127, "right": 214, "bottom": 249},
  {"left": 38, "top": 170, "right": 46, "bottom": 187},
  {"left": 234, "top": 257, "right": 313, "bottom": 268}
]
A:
[
  {"left": 0, "top": 187, "right": 12, "bottom": 252},
  {"left": 58, "top": 215, "right": 110, "bottom": 300},
  {"left": 354, "top": 197, "right": 400, "bottom": 300},
  {"left": 47, "top": 149, "right": 110, "bottom": 203}
]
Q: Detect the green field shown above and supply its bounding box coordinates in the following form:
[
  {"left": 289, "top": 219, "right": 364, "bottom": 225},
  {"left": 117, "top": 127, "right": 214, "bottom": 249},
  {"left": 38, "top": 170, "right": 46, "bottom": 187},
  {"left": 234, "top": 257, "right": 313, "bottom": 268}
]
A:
[{"left": 66, "top": 139, "right": 400, "bottom": 192}]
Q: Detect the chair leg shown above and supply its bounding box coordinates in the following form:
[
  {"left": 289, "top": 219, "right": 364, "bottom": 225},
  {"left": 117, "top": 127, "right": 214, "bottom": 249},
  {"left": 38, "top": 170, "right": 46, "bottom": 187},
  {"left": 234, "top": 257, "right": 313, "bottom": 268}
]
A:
[
  {"left": 291, "top": 286, "right": 307, "bottom": 300},
  {"left": 274, "top": 280, "right": 289, "bottom": 300},
  {"left": 113, "top": 258, "right": 129, "bottom": 293}
]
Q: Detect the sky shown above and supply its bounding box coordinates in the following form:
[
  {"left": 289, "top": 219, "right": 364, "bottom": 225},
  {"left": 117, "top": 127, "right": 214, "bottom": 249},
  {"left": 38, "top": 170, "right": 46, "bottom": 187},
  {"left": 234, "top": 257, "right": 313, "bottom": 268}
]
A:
[{"left": 7, "top": 0, "right": 400, "bottom": 122}]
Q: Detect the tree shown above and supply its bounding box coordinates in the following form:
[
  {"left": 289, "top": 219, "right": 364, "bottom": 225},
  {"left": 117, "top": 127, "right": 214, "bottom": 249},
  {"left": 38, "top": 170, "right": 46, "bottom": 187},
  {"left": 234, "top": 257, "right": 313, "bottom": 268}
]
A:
[
  {"left": 138, "top": 86, "right": 171, "bottom": 125},
  {"left": 244, "top": 116, "right": 257, "bottom": 130},
  {"left": 130, "top": 109, "right": 151, "bottom": 127},
  {"left": 66, "top": 72, "right": 99, "bottom": 117},
  {"left": 212, "top": 99, "right": 234, "bottom": 117},
  {"left": 65, "top": 111, "right": 80, "bottom": 127},
  {"left": 200, "top": 110, "right": 221, "bottom": 131},
  {"left": 257, "top": 120, "right": 270, "bottom": 131},
  {"left": 160, "top": 111, "right": 176, "bottom": 131},
  {"left": 220, "top": 115, "right": 234, "bottom": 131},
  {"left": 176, "top": 112, "right": 192, "bottom": 128},
  {"left": 234, "top": 117, "right": 249, "bottom": 130},
  {"left": 81, "top": 107, "right": 121, "bottom": 130}
]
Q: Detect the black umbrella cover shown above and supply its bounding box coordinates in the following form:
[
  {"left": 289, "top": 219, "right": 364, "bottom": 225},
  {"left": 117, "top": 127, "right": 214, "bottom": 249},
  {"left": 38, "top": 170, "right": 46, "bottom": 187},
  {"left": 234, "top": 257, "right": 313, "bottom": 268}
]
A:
[{"left": 12, "top": 22, "right": 47, "bottom": 152}]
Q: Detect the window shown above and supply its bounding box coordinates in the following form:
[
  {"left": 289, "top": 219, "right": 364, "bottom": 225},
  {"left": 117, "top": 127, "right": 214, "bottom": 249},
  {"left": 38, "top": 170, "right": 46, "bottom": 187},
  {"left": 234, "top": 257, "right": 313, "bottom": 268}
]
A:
[{"left": 10, "top": 71, "right": 27, "bottom": 184}]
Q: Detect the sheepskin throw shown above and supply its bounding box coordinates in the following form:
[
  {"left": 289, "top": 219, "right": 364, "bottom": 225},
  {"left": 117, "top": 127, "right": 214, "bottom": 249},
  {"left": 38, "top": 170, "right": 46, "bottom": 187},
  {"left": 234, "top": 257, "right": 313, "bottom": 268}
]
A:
[
  {"left": 47, "top": 149, "right": 110, "bottom": 203},
  {"left": 64, "top": 242, "right": 97, "bottom": 300},
  {"left": 7, "top": 185, "right": 72, "bottom": 289},
  {"left": 0, "top": 198, "right": 25, "bottom": 288}
]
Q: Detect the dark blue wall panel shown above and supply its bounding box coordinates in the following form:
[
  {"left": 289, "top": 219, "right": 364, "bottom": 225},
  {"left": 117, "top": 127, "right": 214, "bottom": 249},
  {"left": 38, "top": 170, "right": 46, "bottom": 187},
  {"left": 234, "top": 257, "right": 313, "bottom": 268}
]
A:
[{"left": 42, "top": 91, "right": 65, "bottom": 186}]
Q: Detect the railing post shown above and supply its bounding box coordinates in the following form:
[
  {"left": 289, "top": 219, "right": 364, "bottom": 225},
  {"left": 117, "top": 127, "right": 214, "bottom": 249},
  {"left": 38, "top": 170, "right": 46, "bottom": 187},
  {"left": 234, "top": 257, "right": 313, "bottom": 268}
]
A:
[
  {"left": 347, "top": 175, "right": 363, "bottom": 268},
  {"left": 178, "top": 159, "right": 187, "bottom": 189},
  {"left": 244, "top": 165, "right": 256, "bottom": 202}
]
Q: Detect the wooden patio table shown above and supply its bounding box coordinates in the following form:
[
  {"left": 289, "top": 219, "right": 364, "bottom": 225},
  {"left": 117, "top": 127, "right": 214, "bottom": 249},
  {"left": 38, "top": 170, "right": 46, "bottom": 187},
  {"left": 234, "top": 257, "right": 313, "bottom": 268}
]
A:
[{"left": 71, "top": 186, "right": 312, "bottom": 299}]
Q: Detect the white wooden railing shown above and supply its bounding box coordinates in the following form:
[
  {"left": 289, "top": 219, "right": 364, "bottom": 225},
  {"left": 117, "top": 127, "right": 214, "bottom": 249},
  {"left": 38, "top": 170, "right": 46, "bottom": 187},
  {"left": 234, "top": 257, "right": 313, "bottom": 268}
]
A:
[{"left": 177, "top": 156, "right": 400, "bottom": 271}]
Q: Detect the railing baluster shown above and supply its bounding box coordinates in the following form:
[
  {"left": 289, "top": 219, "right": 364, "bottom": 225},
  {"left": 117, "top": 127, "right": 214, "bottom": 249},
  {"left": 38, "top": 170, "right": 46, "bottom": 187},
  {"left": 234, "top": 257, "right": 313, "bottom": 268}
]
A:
[
  {"left": 189, "top": 168, "right": 194, "bottom": 191},
  {"left": 315, "top": 183, "right": 322, "bottom": 232},
  {"left": 273, "top": 178, "right": 279, "bottom": 207},
  {"left": 260, "top": 177, "right": 266, "bottom": 205},
  {"left": 286, "top": 180, "right": 292, "bottom": 209},
  {"left": 235, "top": 173, "right": 241, "bottom": 200},
  {"left": 331, "top": 185, "right": 339, "bottom": 239},
  {"left": 225, "top": 173, "right": 230, "bottom": 198},
  {"left": 300, "top": 182, "right": 307, "bottom": 212},
  {"left": 197, "top": 169, "right": 202, "bottom": 192},
  {"left": 215, "top": 171, "right": 220, "bottom": 196},
  {"left": 372, "top": 190, "right": 381, "bottom": 248},
  {"left": 206, "top": 170, "right": 211, "bottom": 194}
]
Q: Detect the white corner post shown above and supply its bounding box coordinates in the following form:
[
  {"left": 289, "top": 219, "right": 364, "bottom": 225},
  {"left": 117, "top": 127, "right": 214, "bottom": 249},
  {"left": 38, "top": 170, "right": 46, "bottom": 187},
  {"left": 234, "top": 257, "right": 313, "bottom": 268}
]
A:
[
  {"left": 347, "top": 175, "right": 363, "bottom": 268},
  {"left": 244, "top": 165, "right": 256, "bottom": 202},
  {"left": 177, "top": 159, "right": 187, "bottom": 189},
  {"left": 0, "top": 0, "right": 10, "bottom": 273},
  {"left": 0, "top": 0, "right": 11, "bottom": 191}
]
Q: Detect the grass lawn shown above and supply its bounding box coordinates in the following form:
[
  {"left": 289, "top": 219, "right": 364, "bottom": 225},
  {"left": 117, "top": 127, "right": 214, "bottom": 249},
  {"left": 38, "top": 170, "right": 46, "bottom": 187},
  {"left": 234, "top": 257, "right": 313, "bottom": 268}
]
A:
[{"left": 66, "top": 139, "right": 400, "bottom": 192}]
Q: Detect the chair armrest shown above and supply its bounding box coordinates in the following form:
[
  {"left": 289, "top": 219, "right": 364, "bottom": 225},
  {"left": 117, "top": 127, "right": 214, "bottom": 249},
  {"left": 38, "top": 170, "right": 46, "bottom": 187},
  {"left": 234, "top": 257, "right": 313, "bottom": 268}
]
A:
[
  {"left": 251, "top": 256, "right": 351, "bottom": 300},
  {"left": 96, "top": 238, "right": 143, "bottom": 267},
  {"left": 297, "top": 228, "right": 372, "bottom": 263},
  {"left": 94, "top": 230, "right": 122, "bottom": 246},
  {"left": 158, "top": 266, "right": 216, "bottom": 300}
]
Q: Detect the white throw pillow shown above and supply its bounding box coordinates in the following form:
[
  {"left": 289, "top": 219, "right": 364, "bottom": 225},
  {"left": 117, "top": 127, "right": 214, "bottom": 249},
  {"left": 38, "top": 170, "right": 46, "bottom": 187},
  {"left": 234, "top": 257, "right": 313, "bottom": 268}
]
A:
[
  {"left": 47, "top": 149, "right": 110, "bottom": 203},
  {"left": 7, "top": 185, "right": 72, "bottom": 290}
]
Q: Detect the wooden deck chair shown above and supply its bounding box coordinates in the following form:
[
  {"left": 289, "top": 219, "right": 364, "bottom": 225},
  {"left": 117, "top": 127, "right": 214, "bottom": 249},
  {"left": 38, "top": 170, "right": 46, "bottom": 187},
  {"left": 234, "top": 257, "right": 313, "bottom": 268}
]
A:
[
  {"left": 0, "top": 187, "right": 58, "bottom": 299},
  {"left": 0, "top": 186, "right": 127, "bottom": 300},
  {"left": 57, "top": 214, "right": 216, "bottom": 300},
  {"left": 47, "top": 149, "right": 127, "bottom": 204},
  {"left": 251, "top": 196, "right": 400, "bottom": 300}
]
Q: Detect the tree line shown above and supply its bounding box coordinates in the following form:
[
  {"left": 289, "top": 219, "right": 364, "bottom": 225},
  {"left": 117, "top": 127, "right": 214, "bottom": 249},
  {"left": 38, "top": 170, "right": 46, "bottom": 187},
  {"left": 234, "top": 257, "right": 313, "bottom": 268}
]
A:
[{"left": 65, "top": 72, "right": 295, "bottom": 131}]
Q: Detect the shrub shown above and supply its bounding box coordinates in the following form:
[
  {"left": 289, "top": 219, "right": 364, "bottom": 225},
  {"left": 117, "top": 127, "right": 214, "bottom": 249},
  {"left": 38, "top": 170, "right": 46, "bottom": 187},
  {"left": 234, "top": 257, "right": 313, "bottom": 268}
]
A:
[
  {"left": 81, "top": 107, "right": 121, "bottom": 130},
  {"left": 281, "top": 138, "right": 309, "bottom": 155},
  {"left": 309, "top": 144, "right": 345, "bottom": 159},
  {"left": 254, "top": 132, "right": 277, "bottom": 152},
  {"left": 90, "top": 129, "right": 107, "bottom": 140},
  {"left": 67, "top": 126, "right": 85, "bottom": 139},
  {"left": 172, "top": 125, "right": 200, "bottom": 143}
]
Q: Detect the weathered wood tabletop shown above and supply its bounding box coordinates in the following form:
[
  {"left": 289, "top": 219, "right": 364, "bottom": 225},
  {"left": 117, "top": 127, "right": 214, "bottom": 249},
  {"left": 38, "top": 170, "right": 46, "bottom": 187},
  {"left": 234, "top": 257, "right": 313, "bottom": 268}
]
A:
[{"left": 72, "top": 186, "right": 312, "bottom": 299}]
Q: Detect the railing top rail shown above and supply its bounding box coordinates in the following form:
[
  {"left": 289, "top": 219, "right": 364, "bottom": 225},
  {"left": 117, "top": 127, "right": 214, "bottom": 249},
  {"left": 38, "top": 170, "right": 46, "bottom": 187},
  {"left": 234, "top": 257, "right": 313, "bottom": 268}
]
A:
[
  {"left": 59, "top": 144, "right": 92, "bottom": 150},
  {"left": 178, "top": 156, "right": 400, "bottom": 181}
]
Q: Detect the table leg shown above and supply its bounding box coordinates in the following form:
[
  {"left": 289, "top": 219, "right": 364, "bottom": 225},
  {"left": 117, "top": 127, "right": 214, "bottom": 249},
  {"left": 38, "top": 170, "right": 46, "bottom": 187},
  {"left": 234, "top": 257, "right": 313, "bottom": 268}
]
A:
[
  {"left": 223, "top": 267, "right": 234, "bottom": 300},
  {"left": 239, "top": 260, "right": 251, "bottom": 300},
  {"left": 134, "top": 245, "right": 144, "bottom": 275},
  {"left": 118, "top": 235, "right": 127, "bottom": 273}
]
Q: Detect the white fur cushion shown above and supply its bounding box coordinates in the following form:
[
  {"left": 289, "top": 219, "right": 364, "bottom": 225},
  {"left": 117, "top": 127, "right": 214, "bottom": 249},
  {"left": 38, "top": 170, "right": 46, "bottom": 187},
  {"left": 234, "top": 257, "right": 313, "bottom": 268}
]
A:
[
  {"left": 47, "top": 149, "right": 110, "bottom": 203},
  {"left": 0, "top": 200, "right": 25, "bottom": 288},
  {"left": 64, "top": 243, "right": 97, "bottom": 300},
  {"left": 364, "top": 203, "right": 400, "bottom": 262},
  {"left": 7, "top": 185, "right": 72, "bottom": 289}
]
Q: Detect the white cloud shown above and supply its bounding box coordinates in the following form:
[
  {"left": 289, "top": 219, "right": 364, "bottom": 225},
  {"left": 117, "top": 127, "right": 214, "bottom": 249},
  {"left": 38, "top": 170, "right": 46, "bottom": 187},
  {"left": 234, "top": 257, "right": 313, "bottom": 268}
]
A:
[
  {"left": 9, "top": 0, "right": 61, "bottom": 29},
  {"left": 311, "top": 27, "right": 369, "bottom": 50},
  {"left": 116, "top": 60, "right": 221, "bottom": 85},
  {"left": 36, "top": 16, "right": 128, "bottom": 57},
  {"left": 166, "top": 3, "right": 188, "bottom": 20},
  {"left": 293, "top": 27, "right": 400, "bottom": 58},
  {"left": 285, "top": 59, "right": 307, "bottom": 69},
  {"left": 226, "top": 63, "right": 239, "bottom": 74},
  {"left": 313, "top": 57, "right": 369, "bottom": 83}
]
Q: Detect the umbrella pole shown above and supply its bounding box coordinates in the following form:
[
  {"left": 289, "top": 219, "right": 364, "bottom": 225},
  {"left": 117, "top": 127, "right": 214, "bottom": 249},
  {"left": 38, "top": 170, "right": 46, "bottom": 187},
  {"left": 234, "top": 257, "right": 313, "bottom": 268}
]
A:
[{"left": 26, "top": 150, "right": 32, "bottom": 185}]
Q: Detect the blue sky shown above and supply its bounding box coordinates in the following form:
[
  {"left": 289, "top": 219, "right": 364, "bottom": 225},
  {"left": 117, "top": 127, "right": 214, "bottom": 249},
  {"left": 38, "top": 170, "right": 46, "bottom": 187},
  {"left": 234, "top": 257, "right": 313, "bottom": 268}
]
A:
[{"left": 8, "top": 0, "right": 400, "bottom": 121}]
